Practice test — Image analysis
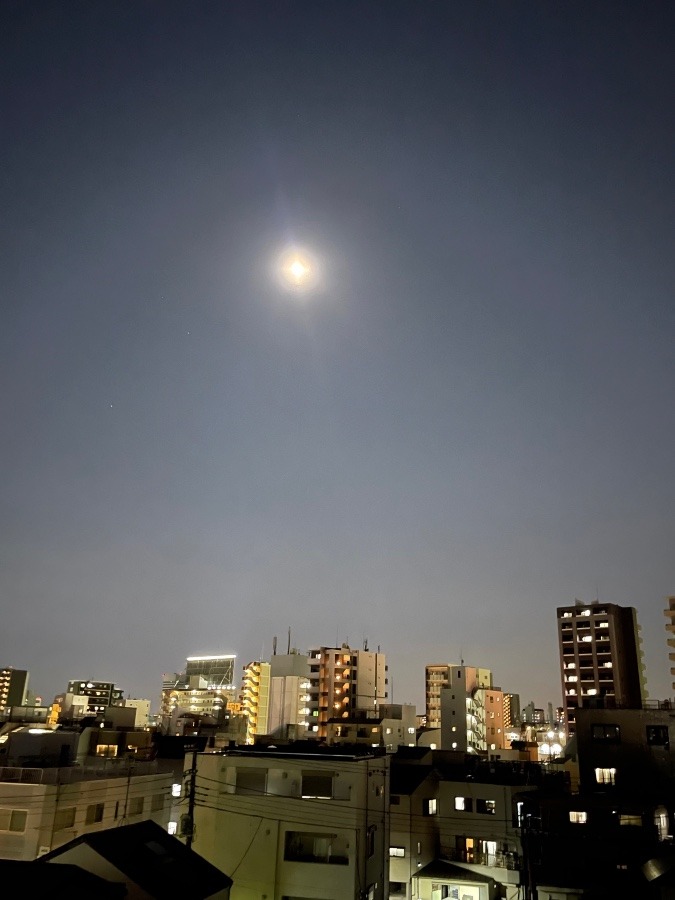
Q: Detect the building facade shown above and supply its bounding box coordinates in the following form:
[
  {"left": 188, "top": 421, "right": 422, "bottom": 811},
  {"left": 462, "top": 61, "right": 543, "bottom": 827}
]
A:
[
  {"left": 240, "top": 661, "right": 270, "bottom": 744},
  {"left": 557, "top": 602, "right": 647, "bottom": 734},
  {"left": 0, "top": 669, "right": 29, "bottom": 710},
  {"left": 66, "top": 681, "right": 124, "bottom": 716},
  {"left": 191, "top": 745, "right": 390, "bottom": 900},
  {"left": 664, "top": 596, "right": 675, "bottom": 694},
  {"left": 307, "top": 645, "right": 388, "bottom": 739}
]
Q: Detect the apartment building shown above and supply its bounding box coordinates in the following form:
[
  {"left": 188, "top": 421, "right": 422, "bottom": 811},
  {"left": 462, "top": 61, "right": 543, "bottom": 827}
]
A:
[
  {"left": 664, "top": 596, "right": 675, "bottom": 694},
  {"left": 191, "top": 744, "right": 390, "bottom": 900},
  {"left": 0, "top": 763, "right": 172, "bottom": 860},
  {"left": 557, "top": 602, "right": 647, "bottom": 734},
  {"left": 307, "top": 644, "right": 387, "bottom": 739},
  {"left": 240, "top": 661, "right": 270, "bottom": 744},
  {"left": 439, "top": 666, "right": 504, "bottom": 753},
  {"left": 326, "top": 703, "right": 417, "bottom": 751},
  {"left": 0, "top": 669, "right": 29, "bottom": 710}
]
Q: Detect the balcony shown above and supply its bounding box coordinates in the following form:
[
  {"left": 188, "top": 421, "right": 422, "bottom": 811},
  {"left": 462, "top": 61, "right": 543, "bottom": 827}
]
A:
[{"left": 440, "top": 847, "right": 521, "bottom": 871}]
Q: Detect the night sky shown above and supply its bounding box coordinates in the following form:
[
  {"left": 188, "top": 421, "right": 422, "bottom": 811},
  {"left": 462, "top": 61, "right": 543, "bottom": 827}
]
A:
[{"left": 2, "top": 2, "right": 674, "bottom": 713}]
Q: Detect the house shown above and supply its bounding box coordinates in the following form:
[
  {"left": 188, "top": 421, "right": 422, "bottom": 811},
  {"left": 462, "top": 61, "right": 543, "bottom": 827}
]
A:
[{"left": 41, "top": 819, "right": 232, "bottom": 899}]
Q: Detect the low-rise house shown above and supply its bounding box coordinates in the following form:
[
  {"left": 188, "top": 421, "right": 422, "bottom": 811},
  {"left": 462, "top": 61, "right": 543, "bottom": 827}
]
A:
[{"left": 42, "top": 819, "right": 232, "bottom": 899}]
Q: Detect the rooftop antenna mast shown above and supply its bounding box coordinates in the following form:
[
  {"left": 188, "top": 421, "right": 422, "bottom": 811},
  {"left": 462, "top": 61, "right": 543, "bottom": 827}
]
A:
[{"left": 287, "top": 627, "right": 291, "bottom": 655}]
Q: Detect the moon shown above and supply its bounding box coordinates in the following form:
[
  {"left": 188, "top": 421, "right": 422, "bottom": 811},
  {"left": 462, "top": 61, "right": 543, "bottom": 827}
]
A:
[{"left": 277, "top": 247, "right": 320, "bottom": 294}]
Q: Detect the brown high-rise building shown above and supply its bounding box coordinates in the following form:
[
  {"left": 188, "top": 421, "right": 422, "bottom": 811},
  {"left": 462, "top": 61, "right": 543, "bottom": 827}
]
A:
[{"left": 557, "top": 601, "right": 647, "bottom": 735}]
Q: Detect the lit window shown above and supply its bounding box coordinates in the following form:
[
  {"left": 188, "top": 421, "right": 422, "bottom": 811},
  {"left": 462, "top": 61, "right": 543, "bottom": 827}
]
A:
[
  {"left": 580, "top": 609, "right": 591, "bottom": 616},
  {"left": 171, "top": 783, "right": 182, "bottom": 798},
  {"left": 167, "top": 821, "right": 178, "bottom": 835},
  {"left": 455, "top": 796, "right": 472, "bottom": 811},
  {"left": 619, "top": 814, "right": 641, "bottom": 826},
  {"left": 424, "top": 799, "right": 437, "bottom": 816},
  {"left": 595, "top": 767, "right": 616, "bottom": 785},
  {"left": 581, "top": 636, "right": 593, "bottom": 642},
  {"left": 569, "top": 811, "right": 587, "bottom": 824},
  {"left": 407, "top": 727, "right": 415, "bottom": 734},
  {"left": 389, "top": 846, "right": 405, "bottom": 857},
  {"left": 476, "top": 799, "right": 496, "bottom": 815},
  {"left": 429, "top": 742, "right": 436, "bottom": 750}
]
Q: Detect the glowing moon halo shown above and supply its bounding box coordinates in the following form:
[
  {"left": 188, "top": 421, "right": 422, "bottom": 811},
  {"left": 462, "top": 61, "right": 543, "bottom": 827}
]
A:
[{"left": 276, "top": 247, "right": 319, "bottom": 295}]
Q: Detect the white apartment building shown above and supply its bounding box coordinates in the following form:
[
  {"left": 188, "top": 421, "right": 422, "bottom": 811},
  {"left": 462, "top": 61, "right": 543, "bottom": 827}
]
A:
[
  {"left": 0, "top": 763, "right": 172, "bottom": 860},
  {"left": 440, "top": 666, "right": 505, "bottom": 753},
  {"left": 191, "top": 746, "right": 390, "bottom": 900}
]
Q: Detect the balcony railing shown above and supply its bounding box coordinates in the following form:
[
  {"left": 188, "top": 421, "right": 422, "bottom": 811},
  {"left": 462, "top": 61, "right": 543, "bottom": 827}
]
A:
[{"left": 440, "top": 847, "right": 521, "bottom": 870}]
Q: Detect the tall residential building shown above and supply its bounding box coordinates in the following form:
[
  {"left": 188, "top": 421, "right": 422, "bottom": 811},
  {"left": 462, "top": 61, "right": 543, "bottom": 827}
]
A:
[
  {"left": 241, "top": 661, "right": 271, "bottom": 744},
  {"left": 425, "top": 665, "right": 451, "bottom": 729},
  {"left": 307, "top": 644, "right": 387, "bottom": 739},
  {"left": 268, "top": 651, "right": 311, "bottom": 742},
  {"left": 664, "top": 596, "right": 675, "bottom": 694},
  {"left": 439, "top": 665, "right": 501, "bottom": 753},
  {"left": 0, "top": 668, "right": 29, "bottom": 709},
  {"left": 66, "top": 680, "right": 124, "bottom": 716},
  {"left": 557, "top": 601, "right": 647, "bottom": 734}
]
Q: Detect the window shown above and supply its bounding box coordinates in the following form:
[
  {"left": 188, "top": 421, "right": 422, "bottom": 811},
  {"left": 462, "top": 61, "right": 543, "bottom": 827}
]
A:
[
  {"left": 85, "top": 803, "right": 104, "bottom": 825},
  {"left": 647, "top": 726, "right": 670, "bottom": 748},
  {"left": 96, "top": 744, "right": 118, "bottom": 757},
  {"left": 171, "top": 783, "right": 182, "bottom": 798},
  {"left": 423, "top": 798, "right": 437, "bottom": 816},
  {"left": 284, "top": 831, "right": 348, "bottom": 865},
  {"left": 595, "top": 767, "right": 616, "bottom": 785},
  {"left": 236, "top": 768, "right": 267, "bottom": 796},
  {"left": 454, "top": 796, "right": 473, "bottom": 812},
  {"left": 367, "top": 825, "right": 376, "bottom": 857},
  {"left": 53, "top": 807, "right": 76, "bottom": 832},
  {"left": 476, "top": 799, "right": 496, "bottom": 815},
  {"left": 389, "top": 883, "right": 406, "bottom": 897},
  {"left": 301, "top": 772, "right": 333, "bottom": 799},
  {"left": 389, "top": 846, "right": 405, "bottom": 857},
  {"left": 569, "top": 811, "right": 587, "bottom": 824},
  {"left": 167, "top": 821, "right": 178, "bottom": 835},
  {"left": 390, "top": 794, "right": 400, "bottom": 805},
  {"left": 619, "top": 814, "right": 641, "bottom": 826},
  {"left": 151, "top": 794, "right": 165, "bottom": 812},
  {"left": 129, "top": 797, "right": 144, "bottom": 816},
  {"left": 0, "top": 809, "right": 27, "bottom": 833},
  {"left": 591, "top": 724, "right": 620, "bottom": 743}
]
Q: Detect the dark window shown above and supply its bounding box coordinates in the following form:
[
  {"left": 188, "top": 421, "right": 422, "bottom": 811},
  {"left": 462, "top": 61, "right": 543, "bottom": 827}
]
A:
[
  {"left": 85, "top": 803, "right": 104, "bottom": 825},
  {"left": 591, "top": 724, "right": 620, "bottom": 743},
  {"left": 129, "top": 797, "right": 144, "bottom": 816},
  {"left": 301, "top": 772, "right": 333, "bottom": 799},
  {"left": 284, "top": 831, "right": 348, "bottom": 865},
  {"left": 151, "top": 794, "right": 165, "bottom": 812},
  {"left": 390, "top": 795, "right": 400, "bottom": 805},
  {"left": 367, "top": 825, "right": 376, "bottom": 857},
  {"left": 236, "top": 769, "right": 267, "bottom": 796},
  {"left": 647, "top": 726, "right": 669, "bottom": 748}
]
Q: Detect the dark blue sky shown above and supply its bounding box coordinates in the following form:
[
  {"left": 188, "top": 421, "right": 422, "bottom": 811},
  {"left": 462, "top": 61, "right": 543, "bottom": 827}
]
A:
[{"left": 2, "top": 1, "right": 673, "bottom": 711}]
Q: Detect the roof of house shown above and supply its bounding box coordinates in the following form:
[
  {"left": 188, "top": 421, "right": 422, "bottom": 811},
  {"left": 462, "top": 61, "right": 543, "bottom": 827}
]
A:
[
  {"left": 416, "top": 858, "right": 496, "bottom": 885},
  {"left": 0, "top": 859, "right": 127, "bottom": 898},
  {"left": 41, "top": 819, "right": 232, "bottom": 898}
]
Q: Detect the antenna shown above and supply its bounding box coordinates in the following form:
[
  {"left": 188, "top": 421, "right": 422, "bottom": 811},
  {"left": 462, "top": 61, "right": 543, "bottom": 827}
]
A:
[
  {"left": 272, "top": 636, "right": 277, "bottom": 656},
  {"left": 287, "top": 627, "right": 291, "bottom": 655},
  {"left": 364, "top": 636, "right": 368, "bottom": 651}
]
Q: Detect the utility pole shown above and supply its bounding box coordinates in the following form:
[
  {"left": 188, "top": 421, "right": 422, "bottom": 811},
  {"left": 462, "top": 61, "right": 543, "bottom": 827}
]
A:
[{"left": 181, "top": 743, "right": 198, "bottom": 849}]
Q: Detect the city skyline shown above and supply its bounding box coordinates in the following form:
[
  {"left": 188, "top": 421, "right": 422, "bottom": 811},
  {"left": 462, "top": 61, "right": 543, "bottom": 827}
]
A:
[{"left": 2, "top": 4, "right": 674, "bottom": 716}]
